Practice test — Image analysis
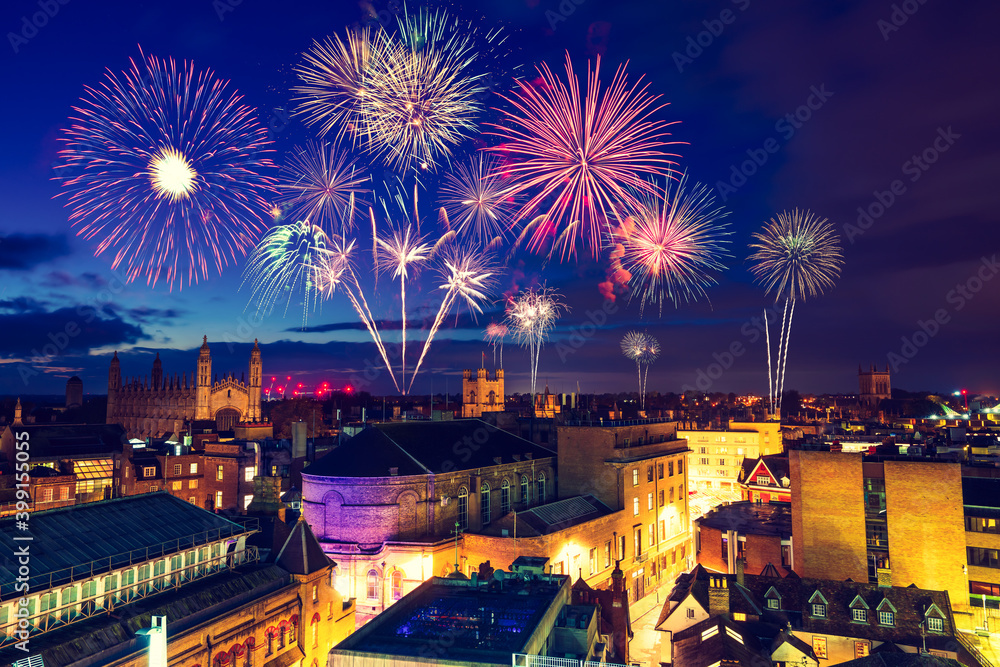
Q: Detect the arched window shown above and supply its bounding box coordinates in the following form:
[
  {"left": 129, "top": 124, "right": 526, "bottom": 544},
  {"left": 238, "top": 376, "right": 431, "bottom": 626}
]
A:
[
  {"left": 391, "top": 570, "right": 404, "bottom": 600},
  {"left": 457, "top": 487, "right": 469, "bottom": 529},
  {"left": 311, "top": 612, "right": 321, "bottom": 648},
  {"left": 521, "top": 475, "right": 529, "bottom": 507},
  {"left": 481, "top": 482, "right": 491, "bottom": 525},
  {"left": 366, "top": 569, "right": 379, "bottom": 599},
  {"left": 537, "top": 473, "right": 546, "bottom": 504},
  {"left": 501, "top": 479, "right": 511, "bottom": 515}
]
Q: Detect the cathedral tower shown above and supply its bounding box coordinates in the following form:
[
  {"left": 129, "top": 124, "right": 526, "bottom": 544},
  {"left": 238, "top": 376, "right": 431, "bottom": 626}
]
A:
[
  {"left": 151, "top": 352, "right": 163, "bottom": 390},
  {"left": 249, "top": 339, "right": 262, "bottom": 422},
  {"left": 107, "top": 351, "right": 121, "bottom": 424},
  {"left": 196, "top": 336, "right": 212, "bottom": 420}
]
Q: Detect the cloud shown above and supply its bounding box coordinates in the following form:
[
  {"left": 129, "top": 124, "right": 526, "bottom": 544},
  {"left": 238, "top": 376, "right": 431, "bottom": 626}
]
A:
[
  {"left": 0, "top": 233, "right": 72, "bottom": 271},
  {"left": 0, "top": 306, "right": 145, "bottom": 360},
  {"left": 41, "top": 271, "right": 108, "bottom": 289},
  {"left": 0, "top": 296, "right": 50, "bottom": 313}
]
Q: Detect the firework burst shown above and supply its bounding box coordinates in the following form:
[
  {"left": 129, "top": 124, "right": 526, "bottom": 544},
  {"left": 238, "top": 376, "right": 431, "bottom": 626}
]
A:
[
  {"left": 438, "top": 154, "right": 515, "bottom": 247},
  {"left": 505, "top": 288, "right": 566, "bottom": 397},
  {"left": 56, "top": 50, "right": 276, "bottom": 289},
  {"left": 407, "top": 249, "right": 498, "bottom": 393},
  {"left": 620, "top": 331, "right": 660, "bottom": 409},
  {"left": 748, "top": 209, "right": 844, "bottom": 416},
  {"left": 611, "top": 172, "right": 731, "bottom": 314},
  {"left": 277, "top": 141, "right": 370, "bottom": 233},
  {"left": 488, "top": 52, "right": 680, "bottom": 261},
  {"left": 242, "top": 220, "right": 329, "bottom": 329},
  {"left": 484, "top": 321, "right": 509, "bottom": 368}
]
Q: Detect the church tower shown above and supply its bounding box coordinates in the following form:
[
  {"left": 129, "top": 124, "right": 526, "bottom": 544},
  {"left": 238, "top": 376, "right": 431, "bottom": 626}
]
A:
[
  {"left": 858, "top": 363, "right": 891, "bottom": 408},
  {"left": 196, "top": 336, "right": 212, "bottom": 420},
  {"left": 107, "top": 351, "right": 121, "bottom": 424},
  {"left": 151, "top": 352, "right": 163, "bottom": 390},
  {"left": 249, "top": 339, "right": 262, "bottom": 422}
]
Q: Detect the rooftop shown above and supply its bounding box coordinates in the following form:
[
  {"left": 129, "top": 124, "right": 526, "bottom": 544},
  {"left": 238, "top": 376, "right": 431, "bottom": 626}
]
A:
[
  {"left": 697, "top": 501, "right": 793, "bottom": 537},
  {"left": 0, "top": 492, "right": 253, "bottom": 597},
  {"left": 302, "top": 420, "right": 554, "bottom": 478},
  {"left": 332, "top": 573, "right": 569, "bottom": 664},
  {"left": 3, "top": 423, "right": 127, "bottom": 459},
  {"left": 479, "top": 495, "right": 616, "bottom": 538}
]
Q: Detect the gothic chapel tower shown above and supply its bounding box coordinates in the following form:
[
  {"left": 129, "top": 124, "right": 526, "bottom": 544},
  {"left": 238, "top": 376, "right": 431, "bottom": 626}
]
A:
[
  {"left": 249, "top": 339, "right": 262, "bottom": 422},
  {"left": 196, "top": 336, "right": 212, "bottom": 420}
]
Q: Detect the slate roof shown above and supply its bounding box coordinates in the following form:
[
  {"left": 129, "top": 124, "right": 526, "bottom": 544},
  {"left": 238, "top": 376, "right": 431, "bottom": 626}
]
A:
[
  {"left": 839, "top": 652, "right": 964, "bottom": 667},
  {"left": 740, "top": 453, "right": 790, "bottom": 486},
  {"left": 275, "top": 516, "right": 332, "bottom": 575},
  {"left": 0, "top": 492, "right": 252, "bottom": 597},
  {"left": 479, "top": 495, "right": 615, "bottom": 537},
  {"left": 672, "top": 616, "right": 766, "bottom": 667},
  {"left": 0, "top": 563, "right": 290, "bottom": 667},
  {"left": 5, "top": 423, "right": 127, "bottom": 459},
  {"left": 302, "top": 420, "right": 555, "bottom": 478}
]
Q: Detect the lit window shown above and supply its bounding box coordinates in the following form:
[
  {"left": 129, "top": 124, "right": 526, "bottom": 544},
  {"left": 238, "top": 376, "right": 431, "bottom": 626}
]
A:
[
  {"left": 391, "top": 571, "right": 403, "bottom": 600},
  {"left": 245, "top": 466, "right": 255, "bottom": 482},
  {"left": 312, "top": 584, "right": 318, "bottom": 602},
  {"left": 481, "top": 483, "right": 491, "bottom": 525},
  {"left": 189, "top": 463, "right": 197, "bottom": 474},
  {"left": 733, "top": 612, "right": 746, "bottom": 621},
  {"left": 172, "top": 481, "right": 182, "bottom": 491},
  {"left": 767, "top": 597, "right": 779, "bottom": 610},
  {"left": 215, "top": 490, "right": 223, "bottom": 509},
  {"left": 632, "top": 469, "right": 639, "bottom": 486},
  {"left": 648, "top": 524, "right": 655, "bottom": 547},
  {"left": 852, "top": 608, "right": 867, "bottom": 622},
  {"left": 458, "top": 487, "right": 469, "bottom": 529},
  {"left": 633, "top": 497, "right": 639, "bottom": 516},
  {"left": 647, "top": 493, "right": 653, "bottom": 510},
  {"left": 244, "top": 494, "right": 252, "bottom": 509},
  {"left": 216, "top": 465, "right": 224, "bottom": 481},
  {"left": 143, "top": 467, "right": 156, "bottom": 478},
  {"left": 42, "top": 487, "right": 53, "bottom": 503},
  {"left": 659, "top": 490, "right": 665, "bottom": 507},
  {"left": 189, "top": 479, "right": 198, "bottom": 489},
  {"left": 367, "top": 570, "right": 378, "bottom": 599}
]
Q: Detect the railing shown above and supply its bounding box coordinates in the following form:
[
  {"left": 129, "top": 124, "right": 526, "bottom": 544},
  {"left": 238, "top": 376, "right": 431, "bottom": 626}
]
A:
[
  {"left": 0, "top": 518, "right": 258, "bottom": 600},
  {"left": 0, "top": 546, "right": 259, "bottom": 649},
  {"left": 956, "top": 632, "right": 996, "bottom": 667},
  {"left": 564, "top": 418, "right": 675, "bottom": 428},
  {"left": 512, "top": 654, "right": 628, "bottom": 667}
]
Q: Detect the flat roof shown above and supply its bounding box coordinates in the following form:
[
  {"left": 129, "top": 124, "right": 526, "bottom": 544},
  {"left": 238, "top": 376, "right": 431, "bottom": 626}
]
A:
[{"left": 697, "top": 501, "right": 792, "bottom": 537}]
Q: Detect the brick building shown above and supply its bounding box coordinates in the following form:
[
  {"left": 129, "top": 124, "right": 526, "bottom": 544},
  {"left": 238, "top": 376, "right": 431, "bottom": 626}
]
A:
[
  {"left": 695, "top": 501, "right": 793, "bottom": 577},
  {"left": 679, "top": 420, "right": 783, "bottom": 496},
  {"left": 738, "top": 453, "right": 791, "bottom": 503},
  {"left": 301, "top": 420, "right": 557, "bottom": 625},
  {"left": 0, "top": 493, "right": 355, "bottom": 667},
  {"left": 557, "top": 420, "right": 693, "bottom": 603}
]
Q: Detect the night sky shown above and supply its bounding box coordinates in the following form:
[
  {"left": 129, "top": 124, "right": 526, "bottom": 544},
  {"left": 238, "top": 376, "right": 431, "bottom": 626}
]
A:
[{"left": 1, "top": 0, "right": 998, "bottom": 399}]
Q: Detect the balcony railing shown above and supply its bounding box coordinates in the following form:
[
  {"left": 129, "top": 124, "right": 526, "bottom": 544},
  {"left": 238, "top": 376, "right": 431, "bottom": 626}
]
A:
[{"left": 512, "top": 654, "right": 628, "bottom": 667}]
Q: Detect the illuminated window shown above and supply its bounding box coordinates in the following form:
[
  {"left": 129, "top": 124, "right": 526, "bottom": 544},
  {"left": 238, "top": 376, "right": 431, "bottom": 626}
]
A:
[
  {"left": 189, "top": 463, "right": 198, "bottom": 474},
  {"left": 245, "top": 466, "right": 255, "bottom": 482},
  {"left": 143, "top": 467, "right": 156, "bottom": 478},
  {"left": 590, "top": 548, "right": 597, "bottom": 574},
  {"left": 215, "top": 490, "right": 223, "bottom": 509},
  {"left": 60, "top": 486, "right": 69, "bottom": 500},
  {"left": 756, "top": 475, "right": 769, "bottom": 485},
  {"left": 367, "top": 570, "right": 379, "bottom": 599},
  {"left": 172, "top": 481, "right": 182, "bottom": 491},
  {"left": 633, "top": 527, "right": 642, "bottom": 558},
  {"left": 189, "top": 479, "right": 198, "bottom": 489},
  {"left": 633, "top": 497, "right": 639, "bottom": 516},
  {"left": 312, "top": 619, "right": 318, "bottom": 648},
  {"left": 604, "top": 541, "right": 611, "bottom": 568},
  {"left": 659, "top": 490, "right": 665, "bottom": 507},
  {"left": 312, "top": 584, "right": 318, "bottom": 602},
  {"left": 733, "top": 612, "right": 746, "bottom": 621},
  {"left": 647, "top": 493, "right": 653, "bottom": 510},
  {"left": 458, "top": 487, "right": 469, "bottom": 529},
  {"left": 501, "top": 479, "right": 511, "bottom": 515},
  {"left": 481, "top": 483, "right": 491, "bottom": 525},
  {"left": 42, "top": 487, "right": 53, "bottom": 503},
  {"left": 648, "top": 523, "right": 655, "bottom": 547},
  {"left": 632, "top": 469, "right": 638, "bottom": 486},
  {"left": 767, "top": 597, "right": 780, "bottom": 609},
  {"left": 217, "top": 465, "right": 224, "bottom": 481},
  {"left": 391, "top": 571, "right": 403, "bottom": 600},
  {"left": 852, "top": 608, "right": 867, "bottom": 622}
]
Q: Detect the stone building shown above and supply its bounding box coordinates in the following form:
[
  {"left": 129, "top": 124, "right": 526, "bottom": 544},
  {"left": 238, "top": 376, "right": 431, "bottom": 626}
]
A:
[
  {"left": 0, "top": 492, "right": 355, "bottom": 667},
  {"left": 106, "top": 337, "right": 262, "bottom": 439},
  {"left": 461, "top": 368, "right": 505, "bottom": 418},
  {"left": 301, "top": 419, "right": 557, "bottom": 625},
  {"left": 65, "top": 375, "right": 83, "bottom": 409},
  {"left": 679, "top": 420, "right": 783, "bottom": 496},
  {"left": 859, "top": 363, "right": 892, "bottom": 408}
]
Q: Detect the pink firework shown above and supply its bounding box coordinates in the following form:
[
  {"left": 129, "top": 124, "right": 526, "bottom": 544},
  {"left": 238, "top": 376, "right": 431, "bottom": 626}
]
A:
[
  {"left": 56, "top": 50, "right": 276, "bottom": 289},
  {"left": 488, "top": 52, "right": 680, "bottom": 261}
]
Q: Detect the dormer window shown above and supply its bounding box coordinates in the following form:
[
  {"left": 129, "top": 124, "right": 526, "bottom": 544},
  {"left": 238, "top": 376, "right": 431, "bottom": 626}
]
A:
[
  {"left": 765, "top": 586, "right": 781, "bottom": 610},
  {"left": 876, "top": 598, "right": 897, "bottom": 626},
  {"left": 924, "top": 603, "right": 946, "bottom": 633},
  {"left": 849, "top": 594, "right": 869, "bottom": 623},
  {"left": 808, "top": 590, "right": 828, "bottom": 618}
]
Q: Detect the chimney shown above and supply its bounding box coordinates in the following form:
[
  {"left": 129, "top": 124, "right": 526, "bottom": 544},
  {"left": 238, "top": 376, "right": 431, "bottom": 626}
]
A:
[
  {"left": 736, "top": 558, "right": 745, "bottom": 588},
  {"left": 708, "top": 576, "right": 730, "bottom": 617}
]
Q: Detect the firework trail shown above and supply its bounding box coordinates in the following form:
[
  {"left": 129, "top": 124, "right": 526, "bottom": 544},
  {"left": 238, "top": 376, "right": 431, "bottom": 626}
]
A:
[
  {"left": 438, "top": 154, "right": 515, "bottom": 247},
  {"left": 242, "top": 220, "right": 329, "bottom": 329},
  {"left": 376, "top": 223, "right": 432, "bottom": 392},
  {"left": 56, "top": 50, "right": 276, "bottom": 290},
  {"left": 407, "top": 250, "right": 498, "bottom": 394},
  {"left": 487, "top": 52, "right": 680, "bottom": 261},
  {"left": 749, "top": 209, "right": 843, "bottom": 416},
  {"left": 621, "top": 331, "right": 660, "bottom": 410},
  {"left": 484, "top": 322, "right": 509, "bottom": 368},
  {"left": 277, "top": 141, "right": 370, "bottom": 233},
  {"left": 610, "top": 172, "right": 731, "bottom": 315},
  {"left": 294, "top": 10, "right": 493, "bottom": 172},
  {"left": 314, "top": 234, "right": 401, "bottom": 392},
  {"left": 505, "top": 288, "right": 566, "bottom": 398}
]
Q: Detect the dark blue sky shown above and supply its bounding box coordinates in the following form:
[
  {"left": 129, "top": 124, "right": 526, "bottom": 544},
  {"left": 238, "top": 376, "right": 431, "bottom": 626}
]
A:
[{"left": 1, "top": 0, "right": 998, "bottom": 399}]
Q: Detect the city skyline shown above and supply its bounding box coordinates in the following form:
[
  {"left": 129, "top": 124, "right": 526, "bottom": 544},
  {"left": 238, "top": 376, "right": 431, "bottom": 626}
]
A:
[{"left": 2, "top": 0, "right": 999, "bottom": 397}]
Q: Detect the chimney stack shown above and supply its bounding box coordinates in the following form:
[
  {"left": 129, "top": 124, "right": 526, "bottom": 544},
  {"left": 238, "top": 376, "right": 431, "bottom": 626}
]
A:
[{"left": 708, "top": 576, "right": 730, "bottom": 618}]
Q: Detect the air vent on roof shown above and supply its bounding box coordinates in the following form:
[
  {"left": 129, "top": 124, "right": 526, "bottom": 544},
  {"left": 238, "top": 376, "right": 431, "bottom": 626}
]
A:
[
  {"left": 493, "top": 456, "right": 502, "bottom": 465},
  {"left": 525, "top": 453, "right": 533, "bottom": 460},
  {"left": 389, "top": 467, "right": 398, "bottom": 476}
]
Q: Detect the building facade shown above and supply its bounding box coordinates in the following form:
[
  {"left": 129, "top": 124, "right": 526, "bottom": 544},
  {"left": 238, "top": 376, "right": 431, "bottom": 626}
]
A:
[
  {"left": 679, "top": 421, "right": 783, "bottom": 495},
  {"left": 557, "top": 420, "right": 693, "bottom": 602},
  {"left": 461, "top": 368, "right": 505, "bottom": 418},
  {"left": 859, "top": 364, "right": 892, "bottom": 408},
  {"left": 738, "top": 454, "right": 792, "bottom": 503},
  {"left": 106, "top": 337, "right": 262, "bottom": 438}
]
